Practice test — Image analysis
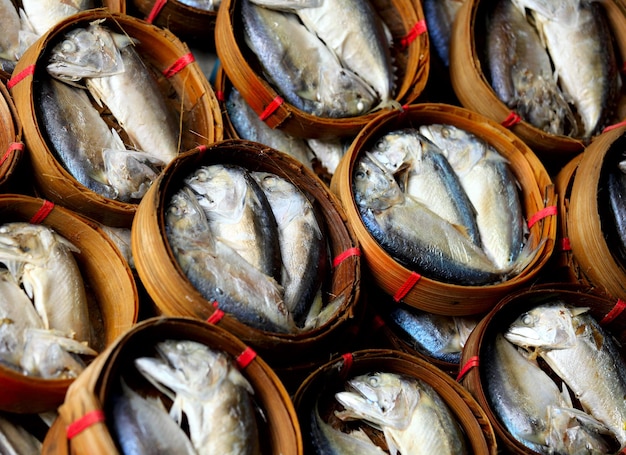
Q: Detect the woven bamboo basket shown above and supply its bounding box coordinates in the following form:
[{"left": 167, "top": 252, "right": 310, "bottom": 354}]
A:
[
  {"left": 293, "top": 348, "right": 497, "bottom": 454},
  {"left": 567, "top": 125, "right": 626, "bottom": 301},
  {"left": 459, "top": 284, "right": 626, "bottom": 454},
  {"left": 0, "top": 81, "right": 23, "bottom": 190},
  {"left": 40, "top": 316, "right": 302, "bottom": 454},
  {"left": 9, "top": 10, "right": 224, "bottom": 228},
  {"left": 0, "top": 194, "right": 138, "bottom": 414},
  {"left": 331, "top": 103, "right": 557, "bottom": 316},
  {"left": 449, "top": 0, "right": 626, "bottom": 163},
  {"left": 215, "top": 0, "right": 429, "bottom": 139},
  {"left": 131, "top": 139, "right": 362, "bottom": 366}
]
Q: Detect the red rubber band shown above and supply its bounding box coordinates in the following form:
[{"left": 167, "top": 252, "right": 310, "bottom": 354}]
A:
[
  {"left": 400, "top": 20, "right": 427, "bottom": 49},
  {"left": 146, "top": 0, "right": 167, "bottom": 23},
  {"left": 340, "top": 353, "right": 353, "bottom": 378},
  {"left": 393, "top": 271, "right": 421, "bottom": 302},
  {"left": 29, "top": 200, "right": 54, "bottom": 224},
  {"left": 600, "top": 299, "right": 626, "bottom": 325},
  {"left": 163, "top": 53, "right": 195, "bottom": 78},
  {"left": 560, "top": 237, "right": 571, "bottom": 252},
  {"left": 501, "top": 111, "right": 522, "bottom": 128},
  {"left": 333, "top": 247, "right": 361, "bottom": 267},
  {"left": 236, "top": 346, "right": 257, "bottom": 369},
  {"left": 8, "top": 65, "right": 35, "bottom": 89},
  {"left": 206, "top": 301, "right": 225, "bottom": 325},
  {"left": 215, "top": 90, "right": 225, "bottom": 103},
  {"left": 371, "top": 314, "right": 386, "bottom": 331},
  {"left": 527, "top": 205, "right": 557, "bottom": 229},
  {"left": 259, "top": 96, "right": 283, "bottom": 121},
  {"left": 456, "top": 356, "right": 479, "bottom": 382},
  {"left": 66, "top": 410, "right": 105, "bottom": 439},
  {"left": 603, "top": 120, "right": 626, "bottom": 133},
  {"left": 0, "top": 142, "right": 23, "bottom": 167}
]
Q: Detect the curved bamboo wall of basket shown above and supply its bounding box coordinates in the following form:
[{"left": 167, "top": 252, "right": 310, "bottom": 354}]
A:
[
  {"left": 0, "top": 82, "right": 23, "bottom": 189},
  {"left": 330, "top": 103, "right": 557, "bottom": 316},
  {"left": 9, "top": 10, "right": 224, "bottom": 227},
  {"left": 131, "top": 140, "right": 362, "bottom": 365},
  {"left": 0, "top": 194, "right": 138, "bottom": 414},
  {"left": 41, "top": 317, "right": 302, "bottom": 455},
  {"left": 293, "top": 348, "right": 497, "bottom": 454},
  {"left": 215, "top": 0, "right": 430, "bottom": 139},
  {"left": 449, "top": 0, "right": 626, "bottom": 163}
]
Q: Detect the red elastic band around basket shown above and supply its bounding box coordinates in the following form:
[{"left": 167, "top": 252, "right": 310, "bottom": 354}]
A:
[
  {"left": 603, "top": 120, "right": 626, "bottom": 133},
  {"left": 163, "top": 53, "right": 195, "bottom": 78},
  {"left": 29, "top": 200, "right": 54, "bottom": 224},
  {"left": 333, "top": 247, "right": 361, "bottom": 267},
  {"left": 66, "top": 410, "right": 105, "bottom": 439},
  {"left": 393, "top": 271, "right": 421, "bottom": 302},
  {"left": 340, "top": 353, "right": 353, "bottom": 377},
  {"left": 0, "top": 142, "right": 23, "bottom": 167},
  {"left": 560, "top": 237, "right": 571, "bottom": 251},
  {"left": 501, "top": 111, "right": 522, "bottom": 128},
  {"left": 7, "top": 65, "right": 35, "bottom": 89},
  {"left": 206, "top": 301, "right": 225, "bottom": 325},
  {"left": 400, "top": 20, "right": 427, "bottom": 48},
  {"left": 600, "top": 299, "right": 626, "bottom": 325},
  {"left": 236, "top": 347, "right": 257, "bottom": 369},
  {"left": 527, "top": 205, "right": 557, "bottom": 229},
  {"left": 146, "top": 0, "right": 167, "bottom": 23},
  {"left": 456, "top": 356, "right": 479, "bottom": 382},
  {"left": 259, "top": 97, "right": 284, "bottom": 121}
]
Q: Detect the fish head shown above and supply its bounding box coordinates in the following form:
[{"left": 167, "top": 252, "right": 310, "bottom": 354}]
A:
[
  {"left": 47, "top": 22, "right": 132, "bottom": 82},
  {"left": 166, "top": 188, "right": 212, "bottom": 240},
  {"left": 317, "top": 67, "right": 378, "bottom": 117},
  {"left": 369, "top": 129, "right": 421, "bottom": 174},
  {"left": 418, "top": 124, "right": 486, "bottom": 174},
  {"left": 504, "top": 303, "right": 587, "bottom": 350},
  {"left": 352, "top": 154, "right": 404, "bottom": 210}
]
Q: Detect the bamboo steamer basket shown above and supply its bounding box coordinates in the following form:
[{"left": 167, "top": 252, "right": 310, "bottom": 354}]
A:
[
  {"left": 567, "top": 125, "right": 626, "bottom": 302},
  {"left": 0, "top": 194, "right": 138, "bottom": 414},
  {"left": 449, "top": 0, "right": 626, "bottom": 164},
  {"left": 0, "top": 81, "right": 23, "bottom": 190},
  {"left": 331, "top": 103, "right": 557, "bottom": 316},
  {"left": 459, "top": 284, "right": 626, "bottom": 454},
  {"left": 214, "top": 0, "right": 430, "bottom": 139},
  {"left": 131, "top": 139, "right": 362, "bottom": 366},
  {"left": 292, "top": 348, "right": 497, "bottom": 454},
  {"left": 40, "top": 316, "right": 302, "bottom": 454},
  {"left": 9, "top": 10, "right": 224, "bottom": 228}
]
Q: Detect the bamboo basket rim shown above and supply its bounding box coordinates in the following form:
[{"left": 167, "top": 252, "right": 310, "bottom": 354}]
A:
[{"left": 0, "top": 81, "right": 23, "bottom": 187}]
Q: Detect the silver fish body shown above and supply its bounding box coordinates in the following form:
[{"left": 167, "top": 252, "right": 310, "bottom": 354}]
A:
[
  {"left": 47, "top": 23, "right": 180, "bottom": 164},
  {"left": 21, "top": 0, "right": 94, "bottom": 36},
  {"left": 0, "top": 223, "right": 91, "bottom": 345},
  {"left": 506, "top": 303, "right": 626, "bottom": 446},
  {"left": 226, "top": 88, "right": 314, "bottom": 169},
  {"left": 241, "top": 0, "right": 377, "bottom": 118},
  {"left": 306, "top": 137, "right": 347, "bottom": 177},
  {"left": 176, "top": 0, "right": 220, "bottom": 10},
  {"left": 252, "top": 172, "right": 328, "bottom": 327},
  {"left": 102, "top": 145, "right": 164, "bottom": 202},
  {"left": 335, "top": 372, "right": 468, "bottom": 455},
  {"left": 0, "top": 0, "right": 21, "bottom": 62},
  {"left": 423, "top": 0, "right": 465, "bottom": 66},
  {"left": 487, "top": 0, "right": 577, "bottom": 136},
  {"left": 111, "top": 380, "right": 196, "bottom": 455},
  {"left": 135, "top": 340, "right": 261, "bottom": 455},
  {"left": 513, "top": 0, "right": 619, "bottom": 137},
  {"left": 353, "top": 154, "right": 502, "bottom": 285},
  {"left": 0, "top": 413, "right": 43, "bottom": 454}
]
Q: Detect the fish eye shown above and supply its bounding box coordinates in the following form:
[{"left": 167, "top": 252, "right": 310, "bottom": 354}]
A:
[
  {"left": 367, "top": 375, "right": 379, "bottom": 386},
  {"left": 60, "top": 40, "right": 77, "bottom": 53},
  {"left": 354, "top": 169, "right": 367, "bottom": 180},
  {"left": 521, "top": 313, "right": 533, "bottom": 326}
]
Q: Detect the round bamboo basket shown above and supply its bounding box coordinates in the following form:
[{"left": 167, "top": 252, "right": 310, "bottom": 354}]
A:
[
  {"left": 459, "top": 284, "right": 626, "bottom": 454},
  {"left": 40, "top": 316, "right": 302, "bottom": 455},
  {"left": 293, "top": 348, "right": 497, "bottom": 454},
  {"left": 215, "top": 0, "right": 429, "bottom": 139},
  {"left": 0, "top": 194, "right": 138, "bottom": 414},
  {"left": 449, "top": 0, "right": 626, "bottom": 163},
  {"left": 9, "top": 10, "right": 224, "bottom": 227},
  {"left": 567, "top": 125, "right": 626, "bottom": 301},
  {"left": 331, "top": 103, "right": 557, "bottom": 316},
  {"left": 0, "top": 81, "right": 23, "bottom": 189},
  {"left": 131, "top": 139, "right": 362, "bottom": 366}
]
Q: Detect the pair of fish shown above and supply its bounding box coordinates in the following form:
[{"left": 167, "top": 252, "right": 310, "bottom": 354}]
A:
[
  {"left": 242, "top": 0, "right": 397, "bottom": 118},
  {"left": 487, "top": 0, "right": 619, "bottom": 138},
  {"left": 311, "top": 371, "right": 467, "bottom": 454},
  {"left": 111, "top": 339, "right": 260, "bottom": 454},
  {"left": 40, "top": 21, "right": 180, "bottom": 202},
  {"left": 166, "top": 164, "right": 331, "bottom": 333},
  {"left": 353, "top": 124, "right": 528, "bottom": 286},
  {"left": 0, "top": 223, "right": 95, "bottom": 379},
  {"left": 486, "top": 302, "right": 626, "bottom": 453}
]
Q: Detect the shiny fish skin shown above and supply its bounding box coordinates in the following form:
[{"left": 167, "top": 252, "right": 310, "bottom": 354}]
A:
[
  {"left": 423, "top": 0, "right": 465, "bottom": 66},
  {"left": 0, "top": 0, "right": 21, "bottom": 62},
  {"left": 513, "top": 0, "right": 619, "bottom": 138},
  {"left": 506, "top": 303, "right": 626, "bottom": 446},
  {"left": 605, "top": 158, "right": 626, "bottom": 265},
  {"left": 47, "top": 22, "right": 180, "bottom": 164},
  {"left": 0, "top": 413, "right": 42, "bottom": 454},
  {"left": 353, "top": 155, "right": 502, "bottom": 285},
  {"left": 241, "top": 0, "right": 378, "bottom": 118},
  {"left": 487, "top": 0, "right": 577, "bottom": 136},
  {"left": 21, "top": 0, "right": 94, "bottom": 36},
  {"left": 335, "top": 372, "right": 468, "bottom": 455},
  {"left": 135, "top": 340, "right": 261, "bottom": 455},
  {"left": 252, "top": 172, "right": 328, "bottom": 327}
]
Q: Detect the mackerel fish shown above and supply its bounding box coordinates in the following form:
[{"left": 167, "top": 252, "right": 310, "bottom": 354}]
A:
[
  {"left": 513, "top": 0, "right": 620, "bottom": 138},
  {"left": 47, "top": 21, "right": 180, "bottom": 164},
  {"left": 135, "top": 339, "right": 261, "bottom": 455},
  {"left": 20, "top": 0, "right": 94, "bottom": 37},
  {"left": 487, "top": 0, "right": 577, "bottom": 136},
  {"left": 505, "top": 302, "right": 626, "bottom": 447},
  {"left": 335, "top": 372, "right": 468, "bottom": 454},
  {"left": 241, "top": 0, "right": 378, "bottom": 118},
  {"left": 423, "top": 0, "right": 465, "bottom": 66}
]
